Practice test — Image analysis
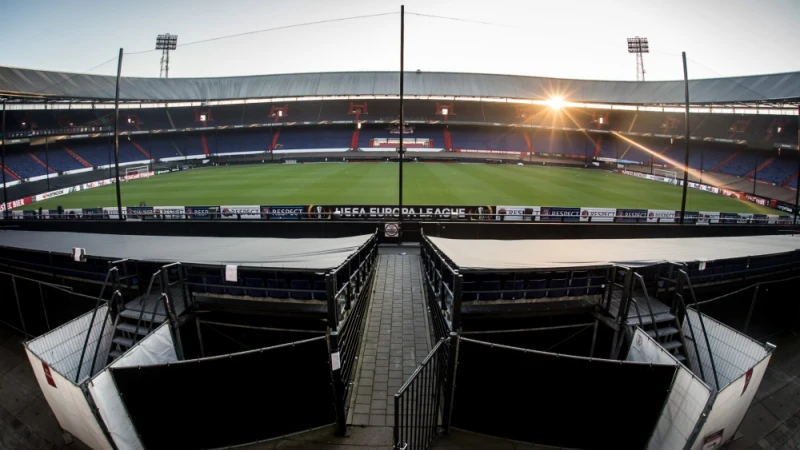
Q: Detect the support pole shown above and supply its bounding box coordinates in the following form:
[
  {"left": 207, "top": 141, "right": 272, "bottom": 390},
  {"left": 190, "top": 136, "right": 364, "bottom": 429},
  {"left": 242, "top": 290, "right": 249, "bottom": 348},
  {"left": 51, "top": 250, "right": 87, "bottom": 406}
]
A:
[
  {"left": 795, "top": 106, "right": 800, "bottom": 225},
  {"left": 743, "top": 284, "right": 760, "bottom": 334},
  {"left": 679, "top": 52, "right": 691, "bottom": 224},
  {"left": 398, "top": 5, "right": 404, "bottom": 224},
  {"left": 113, "top": 49, "right": 124, "bottom": 220},
  {"left": 329, "top": 330, "right": 349, "bottom": 436},
  {"left": 45, "top": 136, "right": 50, "bottom": 191},
  {"left": 753, "top": 153, "right": 758, "bottom": 195},
  {"left": 1, "top": 100, "right": 7, "bottom": 219}
]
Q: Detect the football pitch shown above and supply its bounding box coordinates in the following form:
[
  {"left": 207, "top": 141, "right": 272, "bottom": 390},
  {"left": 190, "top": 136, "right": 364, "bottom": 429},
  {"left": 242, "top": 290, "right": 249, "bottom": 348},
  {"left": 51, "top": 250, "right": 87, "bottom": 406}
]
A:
[{"left": 33, "top": 163, "right": 776, "bottom": 215}]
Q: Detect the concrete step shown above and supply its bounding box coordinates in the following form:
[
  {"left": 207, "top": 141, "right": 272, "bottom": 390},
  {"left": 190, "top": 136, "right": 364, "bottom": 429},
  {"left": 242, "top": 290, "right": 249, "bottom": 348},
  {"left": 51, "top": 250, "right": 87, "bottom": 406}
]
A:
[
  {"left": 112, "top": 336, "right": 135, "bottom": 348},
  {"left": 647, "top": 327, "right": 679, "bottom": 339},
  {"left": 117, "top": 322, "right": 150, "bottom": 336},
  {"left": 661, "top": 340, "right": 683, "bottom": 351}
]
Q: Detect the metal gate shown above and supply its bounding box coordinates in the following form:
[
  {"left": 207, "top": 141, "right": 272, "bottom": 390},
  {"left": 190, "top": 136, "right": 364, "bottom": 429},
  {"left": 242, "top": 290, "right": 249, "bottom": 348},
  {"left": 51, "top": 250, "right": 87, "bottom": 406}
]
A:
[{"left": 393, "top": 337, "right": 454, "bottom": 450}]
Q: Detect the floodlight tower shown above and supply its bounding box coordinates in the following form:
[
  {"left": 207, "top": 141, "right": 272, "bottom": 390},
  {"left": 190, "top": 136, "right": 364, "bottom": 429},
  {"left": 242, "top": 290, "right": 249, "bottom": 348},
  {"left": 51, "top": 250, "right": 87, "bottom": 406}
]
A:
[
  {"left": 155, "top": 34, "right": 178, "bottom": 78},
  {"left": 627, "top": 37, "right": 649, "bottom": 81}
]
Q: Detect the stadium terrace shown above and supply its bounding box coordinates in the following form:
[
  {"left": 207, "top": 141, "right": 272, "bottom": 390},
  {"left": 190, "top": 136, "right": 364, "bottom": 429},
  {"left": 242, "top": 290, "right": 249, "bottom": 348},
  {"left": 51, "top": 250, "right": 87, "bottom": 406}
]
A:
[{"left": 1, "top": 63, "right": 800, "bottom": 450}]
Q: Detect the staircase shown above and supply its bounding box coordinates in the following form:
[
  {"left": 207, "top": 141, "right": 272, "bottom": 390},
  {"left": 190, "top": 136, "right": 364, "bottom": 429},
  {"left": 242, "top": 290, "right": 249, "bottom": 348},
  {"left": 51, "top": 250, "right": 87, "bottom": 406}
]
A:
[
  {"left": 782, "top": 171, "right": 798, "bottom": 187},
  {"left": 0, "top": 162, "right": 20, "bottom": 180},
  {"left": 64, "top": 146, "right": 92, "bottom": 168},
  {"left": 132, "top": 141, "right": 151, "bottom": 159},
  {"left": 165, "top": 109, "right": 177, "bottom": 129},
  {"left": 106, "top": 264, "right": 190, "bottom": 363},
  {"left": 200, "top": 134, "right": 211, "bottom": 155},
  {"left": 593, "top": 136, "right": 603, "bottom": 158},
  {"left": 170, "top": 140, "right": 184, "bottom": 157},
  {"left": 711, "top": 152, "right": 739, "bottom": 172},
  {"left": 350, "top": 128, "right": 360, "bottom": 150},
  {"left": 745, "top": 157, "right": 775, "bottom": 179},
  {"left": 443, "top": 128, "right": 453, "bottom": 151},
  {"left": 269, "top": 129, "right": 281, "bottom": 152},
  {"left": 522, "top": 132, "right": 533, "bottom": 154},
  {"left": 607, "top": 266, "right": 690, "bottom": 364},
  {"left": 28, "top": 153, "right": 56, "bottom": 173}
]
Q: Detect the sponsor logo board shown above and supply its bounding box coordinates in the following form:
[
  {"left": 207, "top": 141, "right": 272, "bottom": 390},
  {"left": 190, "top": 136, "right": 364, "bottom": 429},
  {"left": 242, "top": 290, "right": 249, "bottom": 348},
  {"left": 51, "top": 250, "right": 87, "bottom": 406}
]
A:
[
  {"left": 615, "top": 208, "right": 648, "bottom": 223},
  {"left": 153, "top": 206, "right": 186, "bottom": 220},
  {"left": 262, "top": 206, "right": 305, "bottom": 220},
  {"left": 539, "top": 207, "right": 580, "bottom": 222},
  {"left": 126, "top": 206, "right": 154, "bottom": 220},
  {"left": 580, "top": 207, "right": 616, "bottom": 222},
  {"left": 647, "top": 209, "right": 676, "bottom": 223},
  {"left": 221, "top": 205, "right": 261, "bottom": 219},
  {"left": 496, "top": 205, "right": 539, "bottom": 222},
  {"left": 185, "top": 206, "right": 219, "bottom": 220}
]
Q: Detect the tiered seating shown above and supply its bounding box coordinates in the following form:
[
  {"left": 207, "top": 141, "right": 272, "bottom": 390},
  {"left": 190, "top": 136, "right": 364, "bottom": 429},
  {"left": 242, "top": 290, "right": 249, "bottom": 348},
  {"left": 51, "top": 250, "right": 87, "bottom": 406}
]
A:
[
  {"left": 460, "top": 270, "right": 607, "bottom": 301},
  {"left": 69, "top": 143, "right": 114, "bottom": 166},
  {"left": 453, "top": 128, "right": 529, "bottom": 152},
  {"left": 277, "top": 127, "right": 352, "bottom": 149},
  {"left": 3, "top": 152, "right": 49, "bottom": 178},
  {"left": 688, "top": 252, "right": 800, "bottom": 285},
  {"left": 754, "top": 157, "right": 796, "bottom": 185},
  {"left": 215, "top": 130, "right": 273, "bottom": 153},
  {"left": 147, "top": 138, "right": 182, "bottom": 159},
  {"left": 187, "top": 269, "right": 329, "bottom": 301},
  {"left": 32, "top": 148, "right": 84, "bottom": 172},
  {"left": 717, "top": 152, "right": 757, "bottom": 176}
]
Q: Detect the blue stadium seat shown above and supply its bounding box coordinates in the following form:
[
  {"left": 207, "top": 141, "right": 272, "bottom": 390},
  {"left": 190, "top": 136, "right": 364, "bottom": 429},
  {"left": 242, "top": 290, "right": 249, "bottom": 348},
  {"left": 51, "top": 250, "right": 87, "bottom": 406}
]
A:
[
  {"left": 267, "top": 279, "right": 288, "bottom": 299},
  {"left": 479, "top": 281, "right": 501, "bottom": 301},
  {"left": 290, "top": 280, "right": 312, "bottom": 300},
  {"left": 225, "top": 279, "right": 244, "bottom": 296},
  {"left": 245, "top": 278, "right": 267, "bottom": 298},
  {"left": 588, "top": 277, "right": 606, "bottom": 295},
  {"left": 503, "top": 280, "right": 524, "bottom": 300},
  {"left": 548, "top": 278, "right": 568, "bottom": 298},
  {"left": 462, "top": 282, "right": 477, "bottom": 301},
  {"left": 205, "top": 275, "right": 224, "bottom": 294},
  {"left": 187, "top": 274, "right": 205, "bottom": 293},
  {"left": 568, "top": 277, "right": 588, "bottom": 297},
  {"left": 525, "top": 279, "right": 547, "bottom": 299},
  {"left": 314, "top": 280, "right": 328, "bottom": 301}
]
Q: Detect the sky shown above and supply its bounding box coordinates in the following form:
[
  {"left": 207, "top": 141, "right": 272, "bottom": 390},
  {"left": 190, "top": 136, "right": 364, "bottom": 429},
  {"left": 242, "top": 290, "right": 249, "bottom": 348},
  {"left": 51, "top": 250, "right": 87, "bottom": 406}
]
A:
[{"left": 1, "top": 0, "right": 799, "bottom": 82}]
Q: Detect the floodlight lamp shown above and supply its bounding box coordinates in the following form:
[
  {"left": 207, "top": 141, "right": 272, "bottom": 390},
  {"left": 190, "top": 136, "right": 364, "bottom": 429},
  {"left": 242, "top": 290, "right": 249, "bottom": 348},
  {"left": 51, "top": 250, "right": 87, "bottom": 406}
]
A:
[
  {"left": 127, "top": 118, "right": 133, "bottom": 124},
  {"left": 598, "top": 117, "right": 604, "bottom": 124},
  {"left": 777, "top": 126, "right": 782, "bottom": 133},
  {"left": 277, "top": 110, "right": 283, "bottom": 117},
  {"left": 547, "top": 97, "right": 565, "bottom": 110},
  {"left": 441, "top": 108, "right": 449, "bottom": 116},
  {"left": 199, "top": 114, "right": 207, "bottom": 121},
  {"left": 21, "top": 122, "right": 26, "bottom": 127}
]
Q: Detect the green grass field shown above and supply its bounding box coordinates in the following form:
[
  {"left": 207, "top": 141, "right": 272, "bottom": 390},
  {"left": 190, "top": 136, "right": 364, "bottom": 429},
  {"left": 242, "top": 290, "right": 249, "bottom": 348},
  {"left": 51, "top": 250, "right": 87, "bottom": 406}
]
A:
[{"left": 33, "top": 163, "right": 776, "bottom": 214}]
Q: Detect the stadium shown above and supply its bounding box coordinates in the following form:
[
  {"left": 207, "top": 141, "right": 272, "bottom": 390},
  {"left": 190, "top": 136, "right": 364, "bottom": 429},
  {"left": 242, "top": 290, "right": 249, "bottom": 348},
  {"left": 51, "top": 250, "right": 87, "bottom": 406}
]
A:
[{"left": 2, "top": 6, "right": 800, "bottom": 450}]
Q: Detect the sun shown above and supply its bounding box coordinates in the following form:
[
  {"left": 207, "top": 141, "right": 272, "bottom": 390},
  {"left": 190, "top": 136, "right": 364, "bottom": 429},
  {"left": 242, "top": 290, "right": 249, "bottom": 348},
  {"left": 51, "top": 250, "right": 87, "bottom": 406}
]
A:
[{"left": 547, "top": 96, "right": 566, "bottom": 110}]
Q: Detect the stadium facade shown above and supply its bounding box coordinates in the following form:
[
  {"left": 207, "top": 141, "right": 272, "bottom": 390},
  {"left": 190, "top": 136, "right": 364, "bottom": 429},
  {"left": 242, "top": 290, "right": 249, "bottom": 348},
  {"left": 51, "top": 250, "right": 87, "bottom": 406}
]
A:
[{"left": 1, "top": 66, "right": 800, "bottom": 450}]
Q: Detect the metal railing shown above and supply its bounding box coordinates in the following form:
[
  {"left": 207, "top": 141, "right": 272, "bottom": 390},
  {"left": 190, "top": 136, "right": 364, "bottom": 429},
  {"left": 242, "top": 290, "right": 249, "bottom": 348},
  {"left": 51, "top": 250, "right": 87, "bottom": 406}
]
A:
[{"left": 394, "top": 338, "right": 450, "bottom": 450}]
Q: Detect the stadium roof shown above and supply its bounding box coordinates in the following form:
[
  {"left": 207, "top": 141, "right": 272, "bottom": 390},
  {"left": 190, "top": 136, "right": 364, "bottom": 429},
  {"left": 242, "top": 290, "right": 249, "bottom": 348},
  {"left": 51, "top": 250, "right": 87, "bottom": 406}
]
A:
[{"left": 1, "top": 65, "right": 800, "bottom": 105}]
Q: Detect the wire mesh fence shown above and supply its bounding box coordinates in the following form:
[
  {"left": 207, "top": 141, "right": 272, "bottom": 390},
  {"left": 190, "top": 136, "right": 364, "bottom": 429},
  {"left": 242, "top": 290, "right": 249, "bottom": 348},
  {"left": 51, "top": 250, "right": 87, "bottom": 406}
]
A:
[{"left": 0, "top": 271, "right": 98, "bottom": 338}]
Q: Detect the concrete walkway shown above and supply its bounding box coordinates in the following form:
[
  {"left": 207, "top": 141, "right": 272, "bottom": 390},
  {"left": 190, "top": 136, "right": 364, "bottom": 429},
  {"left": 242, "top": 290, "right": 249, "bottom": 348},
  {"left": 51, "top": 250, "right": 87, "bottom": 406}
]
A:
[
  {"left": 0, "top": 326, "right": 89, "bottom": 450},
  {"left": 349, "top": 247, "right": 432, "bottom": 429}
]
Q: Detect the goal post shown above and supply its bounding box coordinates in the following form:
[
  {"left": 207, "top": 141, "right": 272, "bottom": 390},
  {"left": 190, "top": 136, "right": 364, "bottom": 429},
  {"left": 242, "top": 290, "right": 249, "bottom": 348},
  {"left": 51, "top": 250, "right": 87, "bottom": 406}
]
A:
[
  {"left": 124, "top": 165, "right": 150, "bottom": 181},
  {"left": 653, "top": 168, "right": 678, "bottom": 179}
]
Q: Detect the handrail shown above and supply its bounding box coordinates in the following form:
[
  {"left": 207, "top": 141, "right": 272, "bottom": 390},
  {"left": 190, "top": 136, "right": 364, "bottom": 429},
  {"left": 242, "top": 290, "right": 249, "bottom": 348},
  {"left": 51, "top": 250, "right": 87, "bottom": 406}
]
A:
[
  {"left": 133, "top": 270, "right": 161, "bottom": 339},
  {"left": 634, "top": 273, "right": 660, "bottom": 340},
  {"left": 74, "top": 266, "right": 118, "bottom": 382},
  {"left": 678, "top": 269, "right": 721, "bottom": 390},
  {"left": 672, "top": 289, "right": 707, "bottom": 383}
]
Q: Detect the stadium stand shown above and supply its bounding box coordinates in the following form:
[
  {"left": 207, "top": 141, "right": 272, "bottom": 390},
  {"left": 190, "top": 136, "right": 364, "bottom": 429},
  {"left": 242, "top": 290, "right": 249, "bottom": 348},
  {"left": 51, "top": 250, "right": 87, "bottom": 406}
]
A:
[
  {"left": 276, "top": 127, "right": 352, "bottom": 150},
  {"left": 214, "top": 130, "right": 274, "bottom": 153}
]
